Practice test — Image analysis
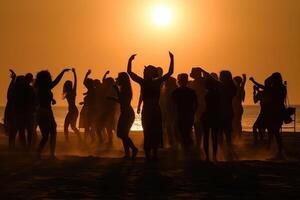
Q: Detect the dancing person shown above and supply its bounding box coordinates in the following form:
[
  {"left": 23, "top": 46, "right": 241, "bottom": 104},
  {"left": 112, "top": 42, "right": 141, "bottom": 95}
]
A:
[
  {"left": 101, "top": 72, "right": 118, "bottom": 146},
  {"left": 108, "top": 72, "right": 138, "bottom": 159},
  {"left": 250, "top": 73, "right": 286, "bottom": 158},
  {"left": 79, "top": 70, "right": 97, "bottom": 142},
  {"left": 199, "top": 68, "right": 237, "bottom": 160},
  {"left": 127, "top": 52, "right": 174, "bottom": 161},
  {"left": 172, "top": 73, "right": 197, "bottom": 155},
  {"left": 35, "top": 69, "right": 70, "bottom": 159},
  {"left": 63, "top": 68, "right": 80, "bottom": 141},
  {"left": 251, "top": 78, "right": 272, "bottom": 144},
  {"left": 232, "top": 74, "right": 247, "bottom": 139}
]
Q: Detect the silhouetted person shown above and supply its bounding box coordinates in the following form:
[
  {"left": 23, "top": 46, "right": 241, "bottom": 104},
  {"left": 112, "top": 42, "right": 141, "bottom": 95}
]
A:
[
  {"left": 100, "top": 72, "right": 119, "bottom": 146},
  {"left": 79, "top": 70, "right": 96, "bottom": 143},
  {"left": 161, "top": 76, "right": 178, "bottom": 148},
  {"left": 189, "top": 67, "right": 206, "bottom": 150},
  {"left": 4, "top": 70, "right": 16, "bottom": 137},
  {"left": 251, "top": 78, "right": 272, "bottom": 144},
  {"left": 35, "top": 69, "right": 70, "bottom": 159},
  {"left": 127, "top": 52, "right": 174, "bottom": 161},
  {"left": 251, "top": 73, "right": 286, "bottom": 158},
  {"left": 10, "top": 76, "right": 28, "bottom": 148},
  {"left": 202, "top": 75, "right": 221, "bottom": 161},
  {"left": 24, "top": 73, "right": 37, "bottom": 149},
  {"left": 200, "top": 69, "right": 236, "bottom": 160},
  {"left": 108, "top": 72, "right": 138, "bottom": 159},
  {"left": 172, "top": 74, "right": 197, "bottom": 155},
  {"left": 232, "top": 74, "right": 247, "bottom": 139},
  {"left": 63, "top": 68, "right": 80, "bottom": 141}
]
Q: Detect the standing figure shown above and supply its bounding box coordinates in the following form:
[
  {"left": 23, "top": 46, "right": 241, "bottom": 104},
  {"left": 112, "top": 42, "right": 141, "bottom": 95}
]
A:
[
  {"left": 189, "top": 68, "right": 206, "bottom": 150},
  {"left": 202, "top": 75, "right": 221, "bottom": 161},
  {"left": 10, "top": 76, "right": 28, "bottom": 148},
  {"left": 161, "top": 76, "right": 178, "bottom": 147},
  {"left": 172, "top": 74, "right": 197, "bottom": 155},
  {"left": 127, "top": 52, "right": 174, "bottom": 161},
  {"left": 109, "top": 72, "right": 138, "bottom": 159},
  {"left": 232, "top": 74, "right": 247, "bottom": 139},
  {"left": 63, "top": 68, "right": 80, "bottom": 141},
  {"left": 4, "top": 70, "right": 16, "bottom": 137},
  {"left": 35, "top": 69, "right": 70, "bottom": 159}
]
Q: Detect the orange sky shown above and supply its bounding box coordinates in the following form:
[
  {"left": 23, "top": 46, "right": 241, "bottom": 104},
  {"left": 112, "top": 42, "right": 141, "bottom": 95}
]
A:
[{"left": 0, "top": 0, "right": 299, "bottom": 106}]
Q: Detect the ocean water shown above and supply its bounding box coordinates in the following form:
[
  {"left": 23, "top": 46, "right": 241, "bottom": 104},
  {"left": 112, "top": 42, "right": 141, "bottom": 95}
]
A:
[{"left": 1, "top": 106, "right": 299, "bottom": 132}]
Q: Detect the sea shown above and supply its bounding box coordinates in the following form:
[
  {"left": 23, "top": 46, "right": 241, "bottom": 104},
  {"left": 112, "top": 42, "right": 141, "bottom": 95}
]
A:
[{"left": 1, "top": 106, "right": 299, "bottom": 132}]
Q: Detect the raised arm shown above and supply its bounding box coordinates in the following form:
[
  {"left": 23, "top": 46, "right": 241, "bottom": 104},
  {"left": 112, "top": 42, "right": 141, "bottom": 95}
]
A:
[
  {"left": 159, "top": 51, "right": 174, "bottom": 82},
  {"left": 102, "top": 70, "right": 110, "bottom": 82},
  {"left": 51, "top": 68, "right": 70, "bottom": 89},
  {"left": 72, "top": 68, "right": 77, "bottom": 94},
  {"left": 242, "top": 74, "right": 247, "bottom": 88},
  {"left": 84, "top": 70, "right": 92, "bottom": 87},
  {"left": 127, "top": 54, "right": 143, "bottom": 84},
  {"left": 249, "top": 77, "right": 265, "bottom": 89},
  {"left": 137, "top": 93, "right": 143, "bottom": 114}
]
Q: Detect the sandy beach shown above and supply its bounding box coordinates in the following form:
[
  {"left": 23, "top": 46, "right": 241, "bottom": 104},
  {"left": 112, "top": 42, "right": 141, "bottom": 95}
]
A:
[{"left": 0, "top": 131, "right": 300, "bottom": 199}]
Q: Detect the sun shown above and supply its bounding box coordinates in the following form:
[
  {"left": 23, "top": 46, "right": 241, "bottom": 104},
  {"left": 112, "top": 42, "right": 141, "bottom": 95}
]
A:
[{"left": 151, "top": 5, "right": 173, "bottom": 27}]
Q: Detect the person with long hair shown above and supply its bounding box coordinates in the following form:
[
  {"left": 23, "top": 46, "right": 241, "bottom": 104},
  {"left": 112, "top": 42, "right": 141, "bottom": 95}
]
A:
[
  {"left": 108, "top": 72, "right": 138, "bottom": 159},
  {"left": 35, "top": 69, "right": 70, "bottom": 159},
  {"left": 63, "top": 68, "right": 80, "bottom": 141},
  {"left": 127, "top": 52, "right": 174, "bottom": 161},
  {"left": 250, "top": 73, "right": 286, "bottom": 158},
  {"left": 79, "top": 70, "right": 97, "bottom": 142},
  {"left": 232, "top": 74, "right": 247, "bottom": 139}
]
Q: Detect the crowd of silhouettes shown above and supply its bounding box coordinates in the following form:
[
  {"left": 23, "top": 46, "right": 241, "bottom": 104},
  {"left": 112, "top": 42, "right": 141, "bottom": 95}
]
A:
[{"left": 3, "top": 52, "right": 292, "bottom": 161}]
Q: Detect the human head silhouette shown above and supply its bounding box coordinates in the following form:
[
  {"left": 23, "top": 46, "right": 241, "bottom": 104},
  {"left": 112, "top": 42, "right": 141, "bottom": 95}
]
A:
[
  {"left": 25, "top": 73, "right": 33, "bottom": 85},
  {"left": 93, "top": 79, "right": 101, "bottom": 89},
  {"left": 220, "top": 70, "right": 233, "bottom": 85},
  {"left": 35, "top": 70, "right": 52, "bottom": 89},
  {"left": 156, "top": 67, "right": 163, "bottom": 78},
  {"left": 177, "top": 73, "right": 189, "bottom": 87},
  {"left": 271, "top": 72, "right": 283, "bottom": 86},
  {"left": 63, "top": 80, "right": 73, "bottom": 97},
  {"left": 144, "top": 65, "right": 157, "bottom": 80}
]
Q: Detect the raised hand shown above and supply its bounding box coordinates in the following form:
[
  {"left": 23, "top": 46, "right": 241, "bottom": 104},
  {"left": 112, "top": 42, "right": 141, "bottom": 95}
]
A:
[
  {"left": 72, "top": 68, "right": 76, "bottom": 73},
  {"left": 105, "top": 70, "right": 110, "bottom": 75},
  {"left": 129, "top": 54, "right": 137, "bottom": 62},
  {"left": 9, "top": 69, "right": 16, "bottom": 79},
  {"left": 63, "top": 68, "right": 71, "bottom": 73},
  {"left": 87, "top": 69, "right": 92, "bottom": 75},
  {"left": 169, "top": 51, "right": 174, "bottom": 59}
]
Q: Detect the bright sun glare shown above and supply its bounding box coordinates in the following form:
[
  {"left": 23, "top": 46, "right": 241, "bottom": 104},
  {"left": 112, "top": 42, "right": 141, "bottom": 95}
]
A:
[{"left": 151, "top": 5, "right": 173, "bottom": 27}]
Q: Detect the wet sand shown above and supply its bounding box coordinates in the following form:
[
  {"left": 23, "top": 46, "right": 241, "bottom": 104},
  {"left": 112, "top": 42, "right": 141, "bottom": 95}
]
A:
[{"left": 1, "top": 132, "right": 300, "bottom": 199}]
